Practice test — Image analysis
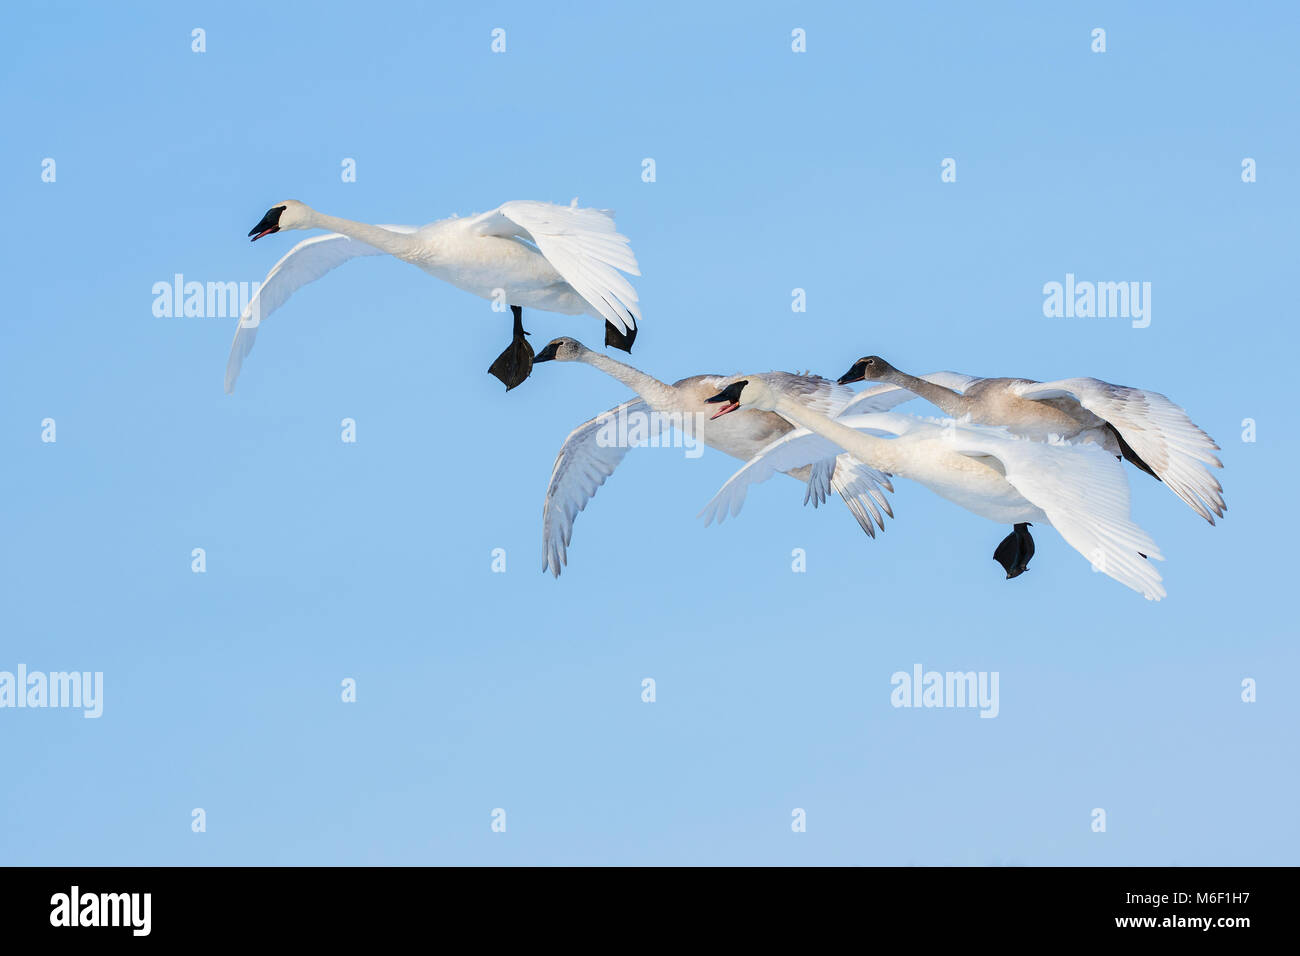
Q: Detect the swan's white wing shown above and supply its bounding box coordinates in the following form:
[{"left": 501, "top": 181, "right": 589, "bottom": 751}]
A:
[
  {"left": 542, "top": 398, "right": 654, "bottom": 577},
  {"left": 1011, "top": 378, "right": 1224, "bottom": 524},
  {"left": 700, "top": 416, "right": 905, "bottom": 527},
  {"left": 474, "top": 201, "right": 641, "bottom": 334},
  {"left": 225, "top": 225, "right": 419, "bottom": 393},
  {"left": 950, "top": 429, "right": 1166, "bottom": 601},
  {"left": 839, "top": 371, "right": 982, "bottom": 416}
]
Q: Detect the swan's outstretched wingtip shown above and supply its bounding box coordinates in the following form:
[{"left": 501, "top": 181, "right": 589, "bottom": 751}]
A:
[{"left": 543, "top": 546, "right": 567, "bottom": 578}]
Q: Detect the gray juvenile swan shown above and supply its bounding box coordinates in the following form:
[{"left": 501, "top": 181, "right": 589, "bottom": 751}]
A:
[{"left": 532, "top": 337, "right": 894, "bottom": 577}]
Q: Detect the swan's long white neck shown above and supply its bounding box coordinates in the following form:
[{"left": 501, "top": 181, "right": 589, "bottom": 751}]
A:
[
  {"left": 770, "top": 393, "right": 904, "bottom": 474},
  {"left": 305, "top": 209, "right": 420, "bottom": 259},
  {"left": 579, "top": 350, "right": 679, "bottom": 410}
]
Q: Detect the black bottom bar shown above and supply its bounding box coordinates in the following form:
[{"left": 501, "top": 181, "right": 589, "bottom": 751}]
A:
[{"left": 0, "top": 865, "right": 1284, "bottom": 942}]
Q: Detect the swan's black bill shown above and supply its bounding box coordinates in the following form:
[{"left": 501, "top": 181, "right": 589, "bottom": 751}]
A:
[
  {"left": 534, "top": 340, "right": 561, "bottom": 363},
  {"left": 487, "top": 305, "right": 533, "bottom": 391},
  {"left": 838, "top": 359, "right": 869, "bottom": 385},
  {"left": 704, "top": 380, "right": 748, "bottom": 420},
  {"left": 248, "top": 205, "right": 286, "bottom": 241},
  {"left": 992, "top": 523, "right": 1035, "bottom": 579}
]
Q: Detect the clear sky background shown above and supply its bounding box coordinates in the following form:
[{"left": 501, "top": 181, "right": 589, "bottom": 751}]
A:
[{"left": 2, "top": 1, "right": 1296, "bottom": 865}]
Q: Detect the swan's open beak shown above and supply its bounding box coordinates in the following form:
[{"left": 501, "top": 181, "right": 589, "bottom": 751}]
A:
[
  {"left": 704, "top": 380, "right": 747, "bottom": 420},
  {"left": 838, "top": 359, "right": 868, "bottom": 385},
  {"left": 248, "top": 205, "right": 286, "bottom": 241},
  {"left": 533, "top": 340, "right": 561, "bottom": 363}
]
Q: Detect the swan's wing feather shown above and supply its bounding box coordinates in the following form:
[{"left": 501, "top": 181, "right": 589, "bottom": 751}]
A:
[
  {"left": 476, "top": 201, "right": 641, "bottom": 334},
  {"left": 542, "top": 398, "right": 653, "bottom": 577},
  {"left": 838, "top": 372, "right": 981, "bottom": 416},
  {"left": 699, "top": 414, "right": 905, "bottom": 526},
  {"left": 224, "top": 225, "right": 419, "bottom": 393},
  {"left": 802, "top": 453, "right": 894, "bottom": 528},
  {"left": 1012, "top": 377, "right": 1224, "bottom": 524},
  {"left": 922, "top": 371, "right": 983, "bottom": 392},
  {"left": 828, "top": 454, "right": 895, "bottom": 537},
  {"left": 805, "top": 458, "right": 832, "bottom": 508},
  {"left": 951, "top": 429, "right": 1166, "bottom": 600},
  {"left": 838, "top": 383, "right": 920, "bottom": 416},
  {"left": 699, "top": 428, "right": 844, "bottom": 526},
  {"left": 755, "top": 372, "right": 856, "bottom": 417}
]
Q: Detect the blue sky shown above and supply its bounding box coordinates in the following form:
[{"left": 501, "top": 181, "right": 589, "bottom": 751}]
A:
[{"left": 1, "top": 1, "right": 1296, "bottom": 865}]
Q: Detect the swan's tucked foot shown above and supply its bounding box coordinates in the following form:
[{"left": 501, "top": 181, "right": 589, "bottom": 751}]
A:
[
  {"left": 605, "top": 320, "right": 637, "bottom": 353},
  {"left": 993, "top": 522, "right": 1035, "bottom": 580},
  {"left": 487, "top": 305, "right": 534, "bottom": 391}
]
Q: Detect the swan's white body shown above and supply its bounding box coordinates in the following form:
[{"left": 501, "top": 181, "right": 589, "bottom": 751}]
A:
[
  {"left": 702, "top": 378, "right": 1166, "bottom": 600},
  {"left": 845, "top": 364, "right": 1225, "bottom": 524},
  {"left": 537, "top": 340, "right": 894, "bottom": 577},
  {"left": 226, "top": 200, "right": 641, "bottom": 392}
]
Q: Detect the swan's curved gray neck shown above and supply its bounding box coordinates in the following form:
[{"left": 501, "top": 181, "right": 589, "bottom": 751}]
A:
[
  {"left": 581, "top": 351, "right": 678, "bottom": 410},
  {"left": 885, "top": 370, "right": 968, "bottom": 417}
]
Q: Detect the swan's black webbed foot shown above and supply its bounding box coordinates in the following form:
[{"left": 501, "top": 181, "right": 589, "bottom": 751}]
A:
[
  {"left": 488, "top": 305, "right": 534, "bottom": 391},
  {"left": 993, "top": 522, "right": 1035, "bottom": 579},
  {"left": 605, "top": 320, "right": 637, "bottom": 352}
]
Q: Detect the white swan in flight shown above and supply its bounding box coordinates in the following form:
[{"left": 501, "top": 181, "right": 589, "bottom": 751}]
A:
[
  {"left": 531, "top": 337, "right": 895, "bottom": 577},
  {"left": 701, "top": 377, "right": 1167, "bottom": 600},
  {"left": 838, "top": 356, "right": 1225, "bottom": 524},
  {"left": 227, "top": 199, "right": 642, "bottom": 392}
]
